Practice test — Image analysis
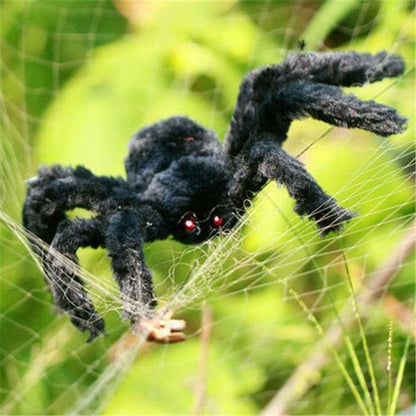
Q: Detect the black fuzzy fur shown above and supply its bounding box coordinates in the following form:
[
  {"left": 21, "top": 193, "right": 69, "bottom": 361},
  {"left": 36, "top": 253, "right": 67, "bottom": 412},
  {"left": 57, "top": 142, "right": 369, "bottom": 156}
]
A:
[{"left": 23, "top": 51, "right": 407, "bottom": 340}]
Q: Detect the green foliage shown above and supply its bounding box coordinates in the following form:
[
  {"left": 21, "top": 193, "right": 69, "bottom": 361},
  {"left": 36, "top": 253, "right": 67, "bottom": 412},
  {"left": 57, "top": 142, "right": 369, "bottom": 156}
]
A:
[
  {"left": 301, "top": 0, "right": 362, "bottom": 50},
  {"left": 1, "top": 1, "right": 414, "bottom": 415}
]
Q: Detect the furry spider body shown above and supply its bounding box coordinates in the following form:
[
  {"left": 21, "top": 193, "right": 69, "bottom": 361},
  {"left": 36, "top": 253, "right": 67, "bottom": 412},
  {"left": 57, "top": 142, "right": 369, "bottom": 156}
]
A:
[{"left": 23, "top": 51, "right": 407, "bottom": 340}]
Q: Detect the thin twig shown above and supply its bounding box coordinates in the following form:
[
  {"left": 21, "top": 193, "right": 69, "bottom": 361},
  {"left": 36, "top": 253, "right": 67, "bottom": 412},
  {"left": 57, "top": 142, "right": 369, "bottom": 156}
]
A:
[
  {"left": 194, "top": 304, "right": 213, "bottom": 416},
  {"left": 261, "top": 219, "right": 415, "bottom": 416}
]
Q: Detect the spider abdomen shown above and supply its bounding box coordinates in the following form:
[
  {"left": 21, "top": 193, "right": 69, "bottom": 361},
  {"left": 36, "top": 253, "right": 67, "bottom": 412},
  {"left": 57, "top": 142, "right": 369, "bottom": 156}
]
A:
[{"left": 125, "top": 116, "right": 223, "bottom": 191}]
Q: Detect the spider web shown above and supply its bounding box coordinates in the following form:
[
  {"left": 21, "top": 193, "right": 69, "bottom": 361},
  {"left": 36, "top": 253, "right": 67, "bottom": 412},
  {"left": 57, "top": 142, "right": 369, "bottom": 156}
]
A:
[{"left": 1, "top": 1, "right": 415, "bottom": 415}]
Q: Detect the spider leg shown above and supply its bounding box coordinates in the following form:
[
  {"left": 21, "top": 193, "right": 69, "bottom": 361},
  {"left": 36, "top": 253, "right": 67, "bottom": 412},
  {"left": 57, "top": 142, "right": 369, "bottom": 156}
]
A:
[
  {"left": 106, "top": 207, "right": 166, "bottom": 326},
  {"left": 265, "top": 51, "right": 405, "bottom": 87},
  {"left": 23, "top": 165, "right": 130, "bottom": 340},
  {"left": 230, "top": 140, "right": 354, "bottom": 235},
  {"left": 257, "top": 80, "right": 407, "bottom": 138},
  {"left": 225, "top": 51, "right": 406, "bottom": 157},
  {"left": 23, "top": 164, "right": 126, "bottom": 245},
  {"left": 45, "top": 217, "right": 107, "bottom": 341}
]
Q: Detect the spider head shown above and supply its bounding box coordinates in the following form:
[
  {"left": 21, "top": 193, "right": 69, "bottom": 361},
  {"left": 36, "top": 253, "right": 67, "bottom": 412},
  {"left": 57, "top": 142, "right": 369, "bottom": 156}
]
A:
[
  {"left": 143, "top": 153, "right": 237, "bottom": 244},
  {"left": 169, "top": 155, "right": 238, "bottom": 244}
]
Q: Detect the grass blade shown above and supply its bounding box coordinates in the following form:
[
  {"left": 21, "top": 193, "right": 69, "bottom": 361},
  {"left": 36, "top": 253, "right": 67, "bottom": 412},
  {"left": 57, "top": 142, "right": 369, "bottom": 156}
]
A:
[{"left": 290, "top": 288, "right": 370, "bottom": 415}]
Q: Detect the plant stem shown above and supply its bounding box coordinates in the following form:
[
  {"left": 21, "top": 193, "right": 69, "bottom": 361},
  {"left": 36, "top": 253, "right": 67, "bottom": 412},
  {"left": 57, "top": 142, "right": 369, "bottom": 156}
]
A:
[
  {"left": 261, "top": 220, "right": 415, "bottom": 416},
  {"left": 194, "top": 304, "right": 212, "bottom": 415},
  {"left": 290, "top": 289, "right": 370, "bottom": 415},
  {"left": 341, "top": 247, "right": 382, "bottom": 415},
  {"left": 389, "top": 333, "right": 412, "bottom": 416}
]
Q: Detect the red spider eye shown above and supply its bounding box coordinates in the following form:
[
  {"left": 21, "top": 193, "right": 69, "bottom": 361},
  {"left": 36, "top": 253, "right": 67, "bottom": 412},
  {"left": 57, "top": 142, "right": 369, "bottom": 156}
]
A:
[
  {"left": 183, "top": 218, "right": 196, "bottom": 233},
  {"left": 212, "top": 215, "right": 223, "bottom": 227}
]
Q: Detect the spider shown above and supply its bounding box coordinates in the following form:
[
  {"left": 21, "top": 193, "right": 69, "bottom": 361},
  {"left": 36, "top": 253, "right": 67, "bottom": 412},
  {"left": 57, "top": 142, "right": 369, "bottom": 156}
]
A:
[{"left": 23, "top": 51, "right": 407, "bottom": 342}]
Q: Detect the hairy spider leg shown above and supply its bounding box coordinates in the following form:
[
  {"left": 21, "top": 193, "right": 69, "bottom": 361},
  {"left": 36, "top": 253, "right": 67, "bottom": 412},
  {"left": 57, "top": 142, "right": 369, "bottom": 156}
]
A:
[
  {"left": 105, "top": 208, "right": 165, "bottom": 325},
  {"left": 276, "top": 51, "right": 405, "bottom": 87},
  {"left": 225, "top": 51, "right": 406, "bottom": 232},
  {"left": 249, "top": 51, "right": 406, "bottom": 106},
  {"left": 256, "top": 80, "right": 407, "bottom": 138},
  {"left": 230, "top": 140, "right": 354, "bottom": 234},
  {"left": 23, "top": 165, "right": 130, "bottom": 340},
  {"left": 45, "top": 217, "right": 107, "bottom": 341},
  {"left": 23, "top": 165, "right": 126, "bottom": 244},
  {"left": 225, "top": 51, "right": 406, "bottom": 157}
]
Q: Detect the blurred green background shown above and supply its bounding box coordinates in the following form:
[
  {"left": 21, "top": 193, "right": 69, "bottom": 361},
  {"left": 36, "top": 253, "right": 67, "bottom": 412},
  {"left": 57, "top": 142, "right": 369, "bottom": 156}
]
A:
[{"left": 0, "top": 0, "right": 415, "bottom": 415}]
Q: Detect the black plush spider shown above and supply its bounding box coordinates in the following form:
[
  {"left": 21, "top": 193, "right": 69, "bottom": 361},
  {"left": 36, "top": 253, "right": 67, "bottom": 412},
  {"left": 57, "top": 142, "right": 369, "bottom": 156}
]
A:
[{"left": 23, "top": 51, "right": 406, "bottom": 341}]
